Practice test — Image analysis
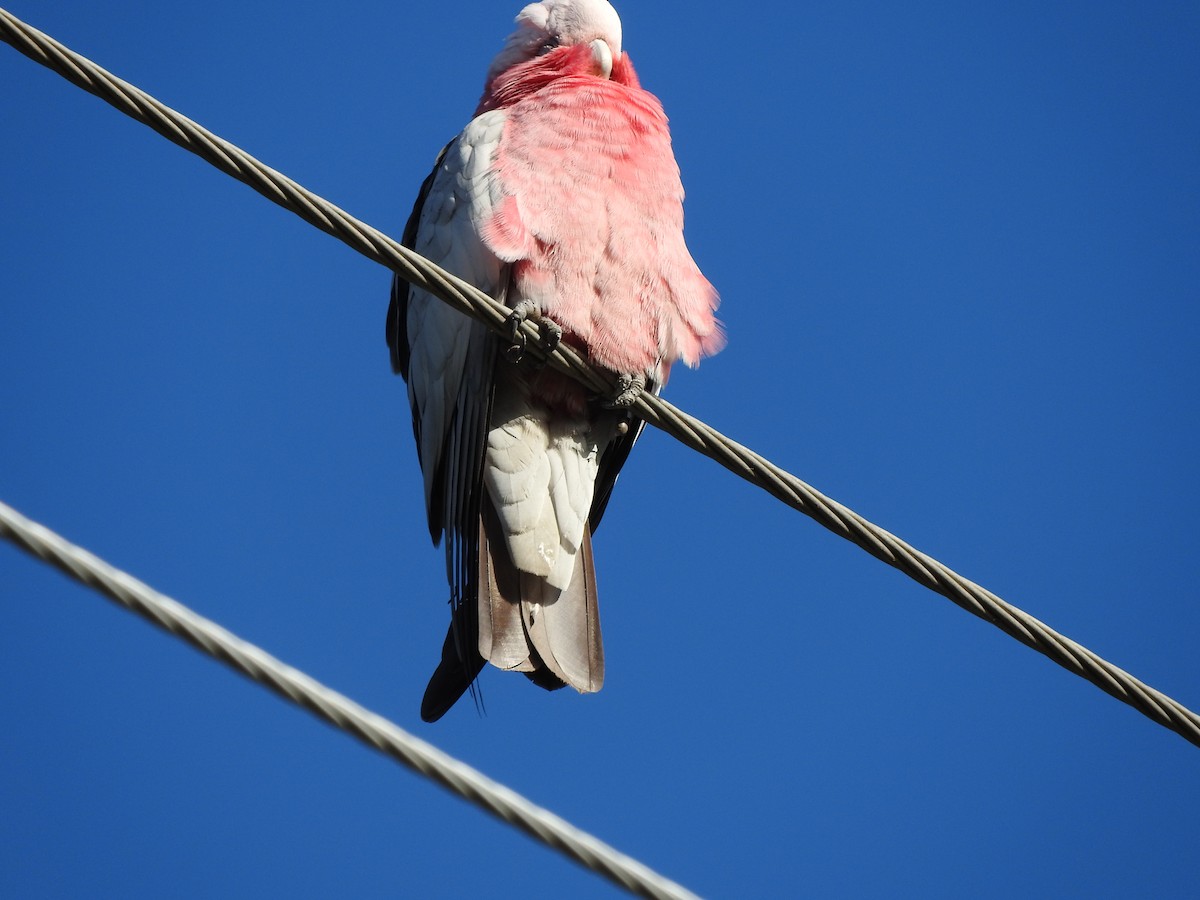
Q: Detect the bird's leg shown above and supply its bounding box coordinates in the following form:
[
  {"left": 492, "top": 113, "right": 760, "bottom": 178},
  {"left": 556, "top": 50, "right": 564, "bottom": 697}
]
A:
[
  {"left": 602, "top": 371, "right": 646, "bottom": 409},
  {"left": 505, "top": 299, "right": 562, "bottom": 364}
]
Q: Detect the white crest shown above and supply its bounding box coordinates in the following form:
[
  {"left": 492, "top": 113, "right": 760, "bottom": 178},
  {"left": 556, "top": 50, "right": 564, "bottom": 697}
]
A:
[{"left": 486, "top": 0, "right": 623, "bottom": 82}]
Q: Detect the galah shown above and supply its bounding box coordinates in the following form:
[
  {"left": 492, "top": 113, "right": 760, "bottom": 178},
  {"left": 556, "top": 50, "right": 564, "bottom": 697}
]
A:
[{"left": 388, "top": 0, "right": 723, "bottom": 722}]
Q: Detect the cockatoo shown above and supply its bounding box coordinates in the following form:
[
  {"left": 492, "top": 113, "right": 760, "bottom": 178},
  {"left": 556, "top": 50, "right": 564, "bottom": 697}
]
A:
[{"left": 388, "top": 0, "right": 723, "bottom": 721}]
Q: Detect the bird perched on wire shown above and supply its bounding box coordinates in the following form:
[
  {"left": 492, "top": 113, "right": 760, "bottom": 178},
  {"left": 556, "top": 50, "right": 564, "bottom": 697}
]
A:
[{"left": 388, "top": 0, "right": 723, "bottom": 721}]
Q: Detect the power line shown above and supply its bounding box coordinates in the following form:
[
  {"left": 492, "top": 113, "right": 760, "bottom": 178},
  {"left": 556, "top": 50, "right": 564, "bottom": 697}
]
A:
[
  {"left": 0, "top": 499, "right": 698, "bottom": 900},
  {"left": 0, "top": 1, "right": 1195, "bottom": 757}
]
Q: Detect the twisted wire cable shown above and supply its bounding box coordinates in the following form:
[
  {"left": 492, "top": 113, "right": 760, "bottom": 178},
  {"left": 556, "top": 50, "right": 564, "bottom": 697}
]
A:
[
  {"left": 0, "top": 500, "right": 698, "bottom": 900},
  {"left": 1, "top": 7, "right": 1197, "bottom": 751}
]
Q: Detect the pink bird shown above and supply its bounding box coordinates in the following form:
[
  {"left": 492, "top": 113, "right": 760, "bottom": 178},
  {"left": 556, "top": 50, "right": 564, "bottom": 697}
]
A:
[{"left": 388, "top": 0, "right": 723, "bottom": 721}]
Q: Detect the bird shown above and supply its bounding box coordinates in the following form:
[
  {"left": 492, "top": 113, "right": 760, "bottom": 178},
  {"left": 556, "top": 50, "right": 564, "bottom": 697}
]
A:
[{"left": 388, "top": 0, "right": 723, "bottom": 721}]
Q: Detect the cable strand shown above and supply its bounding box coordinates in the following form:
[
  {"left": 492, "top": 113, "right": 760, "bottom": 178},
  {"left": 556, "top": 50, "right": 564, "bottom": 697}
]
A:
[
  {"left": 1, "top": 7, "right": 1196, "bottom": 750},
  {"left": 0, "top": 500, "right": 697, "bottom": 900}
]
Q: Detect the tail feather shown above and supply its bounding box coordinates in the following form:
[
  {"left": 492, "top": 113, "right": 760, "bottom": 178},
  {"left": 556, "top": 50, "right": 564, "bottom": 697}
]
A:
[
  {"left": 423, "top": 496, "right": 605, "bottom": 720},
  {"left": 519, "top": 530, "right": 603, "bottom": 692},
  {"left": 420, "top": 613, "right": 486, "bottom": 723},
  {"left": 480, "top": 496, "right": 604, "bottom": 694},
  {"left": 478, "top": 504, "right": 537, "bottom": 672}
]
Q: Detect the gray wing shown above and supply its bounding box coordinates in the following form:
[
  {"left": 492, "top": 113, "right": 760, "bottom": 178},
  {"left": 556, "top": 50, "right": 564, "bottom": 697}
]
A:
[
  {"left": 388, "top": 111, "right": 508, "bottom": 545},
  {"left": 387, "top": 112, "right": 510, "bottom": 720}
]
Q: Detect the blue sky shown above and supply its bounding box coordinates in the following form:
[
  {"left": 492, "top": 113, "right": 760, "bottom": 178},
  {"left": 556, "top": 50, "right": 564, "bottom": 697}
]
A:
[{"left": 2, "top": 1, "right": 1198, "bottom": 897}]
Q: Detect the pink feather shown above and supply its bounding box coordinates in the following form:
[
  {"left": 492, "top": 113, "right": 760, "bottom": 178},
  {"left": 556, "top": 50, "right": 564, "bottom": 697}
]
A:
[{"left": 481, "top": 43, "right": 724, "bottom": 382}]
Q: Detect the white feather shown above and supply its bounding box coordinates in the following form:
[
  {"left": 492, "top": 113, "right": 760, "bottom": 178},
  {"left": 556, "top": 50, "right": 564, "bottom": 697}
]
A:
[
  {"left": 483, "top": 368, "right": 605, "bottom": 590},
  {"left": 405, "top": 111, "right": 508, "bottom": 516},
  {"left": 487, "top": 0, "right": 623, "bottom": 83}
]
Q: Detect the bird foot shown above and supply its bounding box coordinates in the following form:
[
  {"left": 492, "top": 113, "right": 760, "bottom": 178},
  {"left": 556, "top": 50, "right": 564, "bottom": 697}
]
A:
[
  {"left": 603, "top": 371, "right": 646, "bottom": 409},
  {"left": 505, "top": 300, "right": 562, "bottom": 364}
]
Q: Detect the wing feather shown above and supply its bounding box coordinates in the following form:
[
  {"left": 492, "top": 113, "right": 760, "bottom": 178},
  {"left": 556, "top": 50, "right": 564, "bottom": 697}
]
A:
[
  {"left": 392, "top": 113, "right": 511, "bottom": 720},
  {"left": 392, "top": 111, "right": 508, "bottom": 542}
]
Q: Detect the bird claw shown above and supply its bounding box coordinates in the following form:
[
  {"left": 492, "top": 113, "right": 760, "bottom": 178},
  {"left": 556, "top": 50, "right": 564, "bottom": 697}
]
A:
[
  {"left": 603, "top": 372, "right": 646, "bottom": 409},
  {"left": 505, "top": 300, "right": 562, "bottom": 364}
]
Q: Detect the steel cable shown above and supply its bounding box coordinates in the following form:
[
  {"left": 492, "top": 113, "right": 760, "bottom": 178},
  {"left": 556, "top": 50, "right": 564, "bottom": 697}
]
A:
[
  {"left": 1, "top": 5, "right": 1196, "bottom": 755},
  {"left": 0, "top": 500, "right": 698, "bottom": 900}
]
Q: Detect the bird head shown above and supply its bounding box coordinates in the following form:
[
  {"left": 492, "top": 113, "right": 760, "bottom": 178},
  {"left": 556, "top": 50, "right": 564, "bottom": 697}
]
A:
[{"left": 485, "top": 0, "right": 624, "bottom": 86}]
